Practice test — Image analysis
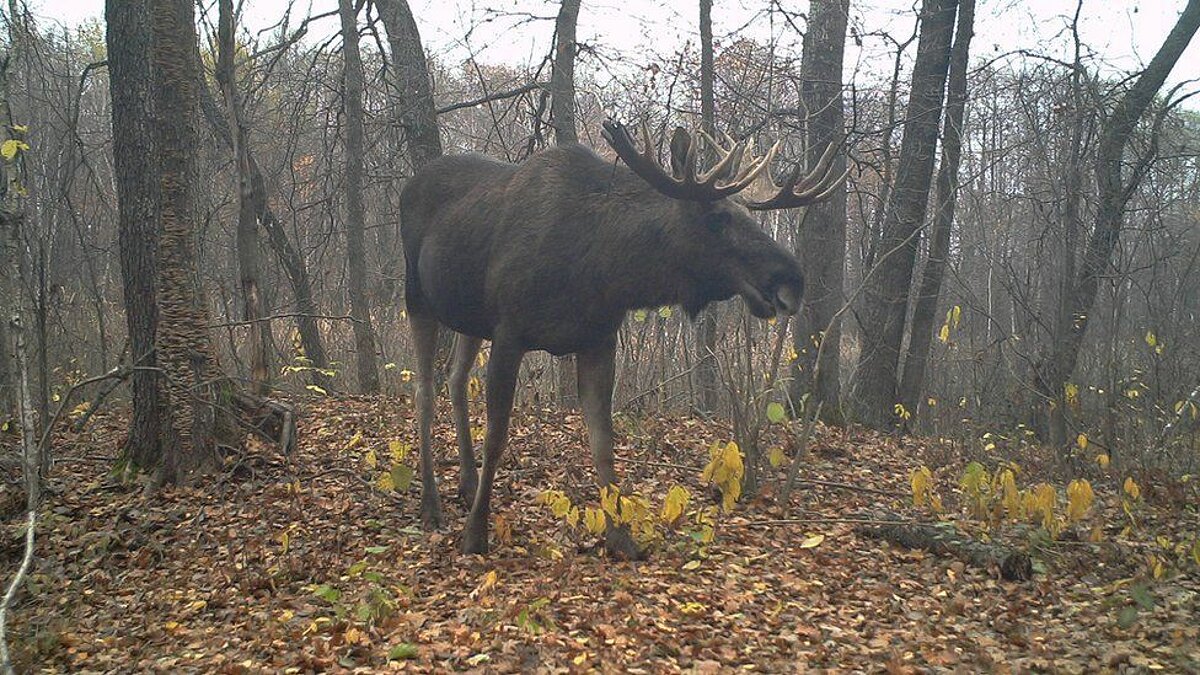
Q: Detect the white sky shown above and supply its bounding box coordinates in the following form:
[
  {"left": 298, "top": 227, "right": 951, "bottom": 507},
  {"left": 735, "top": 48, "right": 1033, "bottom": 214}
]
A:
[{"left": 35, "top": 0, "right": 1200, "bottom": 92}]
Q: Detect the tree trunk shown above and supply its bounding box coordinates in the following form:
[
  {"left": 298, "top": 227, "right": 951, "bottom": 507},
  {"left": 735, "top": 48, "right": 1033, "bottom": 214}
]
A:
[
  {"left": 899, "top": 0, "right": 975, "bottom": 414},
  {"left": 339, "top": 0, "right": 381, "bottom": 394},
  {"left": 550, "top": 0, "right": 583, "bottom": 409},
  {"left": 1032, "top": 0, "right": 1200, "bottom": 445},
  {"left": 789, "top": 0, "right": 849, "bottom": 422},
  {"left": 149, "top": 0, "right": 228, "bottom": 482},
  {"left": 851, "top": 0, "right": 958, "bottom": 429},
  {"left": 217, "top": 0, "right": 271, "bottom": 396},
  {"left": 376, "top": 0, "right": 443, "bottom": 168},
  {"left": 194, "top": 78, "right": 333, "bottom": 392},
  {"left": 693, "top": 0, "right": 720, "bottom": 415},
  {"left": 106, "top": 0, "right": 163, "bottom": 470}
]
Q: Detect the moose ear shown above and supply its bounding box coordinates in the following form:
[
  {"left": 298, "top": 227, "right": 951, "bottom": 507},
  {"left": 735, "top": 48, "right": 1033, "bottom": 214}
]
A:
[{"left": 669, "top": 127, "right": 692, "bottom": 179}]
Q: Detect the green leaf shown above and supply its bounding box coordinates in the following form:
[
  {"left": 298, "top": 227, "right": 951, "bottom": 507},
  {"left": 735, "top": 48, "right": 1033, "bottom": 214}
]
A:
[
  {"left": 766, "top": 402, "right": 787, "bottom": 424},
  {"left": 657, "top": 306, "right": 673, "bottom": 318},
  {"left": 1117, "top": 605, "right": 1139, "bottom": 629},
  {"left": 312, "top": 584, "right": 340, "bottom": 603},
  {"left": 388, "top": 643, "right": 419, "bottom": 660},
  {"left": 391, "top": 464, "right": 414, "bottom": 491},
  {"left": 682, "top": 559, "right": 701, "bottom": 571},
  {"left": 365, "top": 545, "right": 390, "bottom": 555},
  {"left": 1130, "top": 584, "right": 1155, "bottom": 611},
  {"left": 633, "top": 309, "right": 648, "bottom": 322}
]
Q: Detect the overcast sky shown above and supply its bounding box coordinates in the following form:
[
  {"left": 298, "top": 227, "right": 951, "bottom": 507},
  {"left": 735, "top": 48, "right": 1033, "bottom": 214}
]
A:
[{"left": 37, "top": 1, "right": 1200, "bottom": 92}]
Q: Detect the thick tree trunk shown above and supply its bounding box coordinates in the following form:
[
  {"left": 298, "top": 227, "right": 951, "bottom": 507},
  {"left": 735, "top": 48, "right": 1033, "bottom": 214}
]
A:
[
  {"left": 217, "top": 0, "right": 271, "bottom": 396},
  {"left": 852, "top": 0, "right": 958, "bottom": 429},
  {"left": 693, "top": 0, "right": 720, "bottom": 415},
  {"left": 899, "top": 0, "right": 975, "bottom": 413},
  {"left": 339, "top": 0, "right": 381, "bottom": 394},
  {"left": 376, "top": 0, "right": 443, "bottom": 168},
  {"left": 789, "top": 0, "right": 849, "bottom": 421},
  {"left": 1032, "top": 0, "right": 1200, "bottom": 445},
  {"left": 106, "top": 0, "right": 163, "bottom": 470},
  {"left": 150, "top": 0, "right": 226, "bottom": 482}
]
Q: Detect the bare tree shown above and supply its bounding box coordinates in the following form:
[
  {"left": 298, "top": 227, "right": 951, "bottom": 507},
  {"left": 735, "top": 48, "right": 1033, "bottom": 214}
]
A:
[
  {"left": 106, "top": 0, "right": 163, "bottom": 469},
  {"left": 216, "top": 0, "right": 270, "bottom": 395},
  {"left": 900, "top": 0, "right": 975, "bottom": 412},
  {"left": 376, "top": 0, "right": 443, "bottom": 168},
  {"left": 852, "top": 0, "right": 958, "bottom": 429},
  {"left": 694, "top": 0, "right": 719, "bottom": 414},
  {"left": 790, "top": 0, "right": 850, "bottom": 419},
  {"left": 1032, "top": 0, "right": 1200, "bottom": 446},
  {"left": 339, "top": 0, "right": 381, "bottom": 393}
]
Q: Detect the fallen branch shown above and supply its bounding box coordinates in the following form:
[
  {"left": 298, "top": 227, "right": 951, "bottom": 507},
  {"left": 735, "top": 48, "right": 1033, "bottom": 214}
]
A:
[{"left": 855, "top": 511, "right": 1033, "bottom": 581}]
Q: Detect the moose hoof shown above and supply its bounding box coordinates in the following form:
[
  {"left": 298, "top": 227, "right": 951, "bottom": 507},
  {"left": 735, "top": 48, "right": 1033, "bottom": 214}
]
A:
[{"left": 604, "top": 526, "right": 645, "bottom": 561}]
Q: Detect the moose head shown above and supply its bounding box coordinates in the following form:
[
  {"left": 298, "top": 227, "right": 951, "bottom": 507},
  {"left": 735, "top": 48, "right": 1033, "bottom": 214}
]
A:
[{"left": 400, "top": 118, "right": 844, "bottom": 558}]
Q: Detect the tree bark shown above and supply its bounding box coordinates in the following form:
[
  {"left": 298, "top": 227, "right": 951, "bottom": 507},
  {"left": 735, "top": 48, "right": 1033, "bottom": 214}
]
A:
[
  {"left": 789, "top": 0, "right": 849, "bottom": 422},
  {"left": 339, "top": 0, "right": 381, "bottom": 393},
  {"left": 855, "top": 512, "right": 1033, "bottom": 581},
  {"left": 693, "top": 0, "right": 720, "bottom": 415},
  {"left": 852, "top": 0, "right": 958, "bottom": 429},
  {"left": 194, "top": 79, "right": 333, "bottom": 392},
  {"left": 217, "top": 0, "right": 271, "bottom": 396},
  {"left": 1032, "top": 0, "right": 1200, "bottom": 445},
  {"left": 106, "top": 0, "right": 163, "bottom": 470},
  {"left": 899, "top": 0, "right": 975, "bottom": 413},
  {"left": 149, "top": 0, "right": 226, "bottom": 482},
  {"left": 376, "top": 0, "right": 443, "bottom": 168}
]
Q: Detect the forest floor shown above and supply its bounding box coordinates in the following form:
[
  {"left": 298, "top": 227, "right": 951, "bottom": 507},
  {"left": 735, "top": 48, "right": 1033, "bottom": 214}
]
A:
[{"left": 4, "top": 395, "right": 1200, "bottom": 673}]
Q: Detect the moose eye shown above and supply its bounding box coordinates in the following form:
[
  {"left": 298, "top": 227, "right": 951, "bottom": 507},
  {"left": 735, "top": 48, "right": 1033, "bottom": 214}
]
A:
[{"left": 702, "top": 210, "right": 731, "bottom": 232}]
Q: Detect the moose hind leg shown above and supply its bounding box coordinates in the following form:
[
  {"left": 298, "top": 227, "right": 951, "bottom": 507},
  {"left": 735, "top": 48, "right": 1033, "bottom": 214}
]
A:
[
  {"left": 577, "top": 339, "right": 643, "bottom": 561},
  {"left": 462, "top": 338, "right": 523, "bottom": 555},
  {"left": 449, "top": 333, "right": 483, "bottom": 507},
  {"left": 410, "top": 314, "right": 444, "bottom": 531}
]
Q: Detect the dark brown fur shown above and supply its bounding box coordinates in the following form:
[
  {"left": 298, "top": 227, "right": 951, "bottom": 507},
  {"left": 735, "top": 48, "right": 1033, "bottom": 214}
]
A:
[{"left": 401, "top": 141, "right": 806, "bottom": 557}]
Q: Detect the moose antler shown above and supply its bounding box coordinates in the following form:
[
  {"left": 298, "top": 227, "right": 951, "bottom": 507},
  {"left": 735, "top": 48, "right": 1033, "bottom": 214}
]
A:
[
  {"left": 601, "top": 119, "right": 777, "bottom": 203},
  {"left": 741, "top": 139, "right": 848, "bottom": 211}
]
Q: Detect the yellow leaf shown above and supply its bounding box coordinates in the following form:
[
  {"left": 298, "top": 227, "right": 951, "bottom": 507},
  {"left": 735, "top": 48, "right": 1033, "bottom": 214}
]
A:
[
  {"left": 800, "top": 534, "right": 825, "bottom": 549},
  {"left": 388, "top": 439, "right": 411, "bottom": 462},
  {"left": 1123, "top": 477, "right": 1141, "bottom": 500},
  {"left": 599, "top": 486, "right": 620, "bottom": 518},
  {"left": 565, "top": 506, "right": 580, "bottom": 528},
  {"left": 1076, "top": 433, "right": 1088, "bottom": 450},
  {"left": 280, "top": 531, "right": 290, "bottom": 554},
  {"left": 1144, "top": 331, "right": 1157, "bottom": 348},
  {"left": 682, "top": 559, "right": 701, "bottom": 571},
  {"left": 910, "top": 466, "right": 932, "bottom": 508},
  {"left": 364, "top": 448, "right": 378, "bottom": 469},
  {"left": 1096, "top": 453, "right": 1110, "bottom": 470},
  {"left": 1066, "top": 479, "right": 1094, "bottom": 522},
  {"left": 344, "top": 431, "right": 363, "bottom": 452},
  {"left": 660, "top": 485, "right": 690, "bottom": 525},
  {"left": 10, "top": 124, "right": 28, "bottom": 133},
  {"left": 399, "top": 369, "right": 414, "bottom": 382},
  {"left": 678, "top": 601, "right": 706, "bottom": 615},
  {"left": 376, "top": 471, "right": 395, "bottom": 492},
  {"left": 938, "top": 324, "right": 950, "bottom": 344},
  {"left": 573, "top": 654, "right": 588, "bottom": 666},
  {"left": 305, "top": 384, "right": 327, "bottom": 395},
  {"left": 951, "top": 305, "right": 962, "bottom": 327},
  {"left": 1, "top": 138, "right": 29, "bottom": 160},
  {"left": 768, "top": 446, "right": 786, "bottom": 468},
  {"left": 584, "top": 507, "right": 606, "bottom": 535}
]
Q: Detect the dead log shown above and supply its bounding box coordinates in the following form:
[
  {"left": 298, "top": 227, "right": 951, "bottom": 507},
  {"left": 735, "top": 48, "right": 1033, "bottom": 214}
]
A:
[{"left": 855, "top": 512, "right": 1033, "bottom": 581}]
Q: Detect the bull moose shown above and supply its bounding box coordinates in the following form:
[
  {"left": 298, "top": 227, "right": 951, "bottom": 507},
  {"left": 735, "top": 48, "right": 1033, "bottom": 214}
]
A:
[{"left": 400, "top": 120, "right": 843, "bottom": 558}]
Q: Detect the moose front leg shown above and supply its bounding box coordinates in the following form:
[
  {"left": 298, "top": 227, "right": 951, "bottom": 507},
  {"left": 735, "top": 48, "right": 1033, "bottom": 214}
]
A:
[
  {"left": 461, "top": 338, "right": 524, "bottom": 555},
  {"left": 577, "top": 340, "right": 643, "bottom": 561},
  {"left": 409, "top": 314, "right": 446, "bottom": 531},
  {"left": 449, "top": 333, "right": 483, "bottom": 507}
]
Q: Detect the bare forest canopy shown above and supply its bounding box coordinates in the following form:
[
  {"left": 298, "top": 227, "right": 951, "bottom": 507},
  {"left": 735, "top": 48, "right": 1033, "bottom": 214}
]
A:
[{"left": 0, "top": 0, "right": 1199, "bottom": 671}]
